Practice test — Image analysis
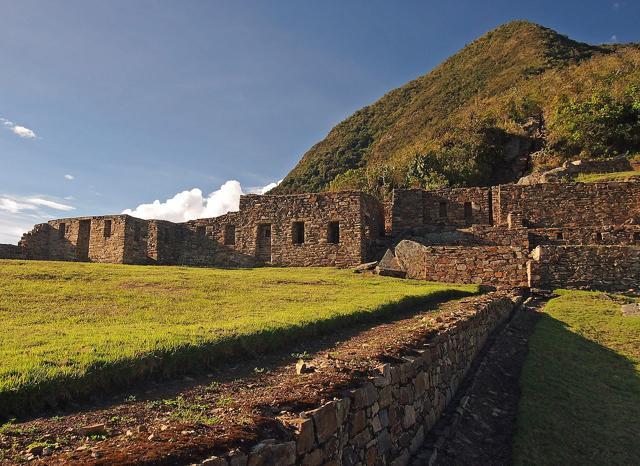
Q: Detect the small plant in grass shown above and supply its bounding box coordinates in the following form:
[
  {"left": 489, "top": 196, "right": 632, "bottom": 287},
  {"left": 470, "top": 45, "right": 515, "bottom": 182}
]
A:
[
  {"left": 291, "top": 351, "right": 312, "bottom": 360},
  {"left": 204, "top": 381, "right": 220, "bottom": 392},
  {"left": 0, "top": 419, "right": 38, "bottom": 436},
  {"left": 108, "top": 415, "right": 134, "bottom": 424},
  {"left": 215, "top": 395, "right": 234, "bottom": 407},
  {"left": 124, "top": 395, "right": 137, "bottom": 403},
  {"left": 160, "top": 396, "right": 221, "bottom": 425}
]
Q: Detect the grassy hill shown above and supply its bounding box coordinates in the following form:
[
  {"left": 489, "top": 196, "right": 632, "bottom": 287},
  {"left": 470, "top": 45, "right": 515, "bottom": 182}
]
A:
[{"left": 272, "top": 21, "right": 640, "bottom": 196}]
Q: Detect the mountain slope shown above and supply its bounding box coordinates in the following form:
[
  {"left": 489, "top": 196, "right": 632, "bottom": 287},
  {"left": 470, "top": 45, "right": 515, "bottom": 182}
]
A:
[{"left": 272, "top": 21, "right": 640, "bottom": 195}]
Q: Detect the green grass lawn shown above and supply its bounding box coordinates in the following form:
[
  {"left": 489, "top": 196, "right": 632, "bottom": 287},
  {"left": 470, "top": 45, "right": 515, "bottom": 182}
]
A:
[
  {"left": 0, "top": 260, "right": 476, "bottom": 418},
  {"left": 574, "top": 170, "right": 640, "bottom": 183},
  {"left": 514, "top": 290, "right": 640, "bottom": 465}
]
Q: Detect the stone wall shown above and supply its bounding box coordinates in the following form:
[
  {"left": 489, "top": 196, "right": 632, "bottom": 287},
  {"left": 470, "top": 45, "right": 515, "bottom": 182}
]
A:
[
  {"left": 18, "top": 216, "right": 128, "bottom": 262},
  {"left": 392, "top": 240, "right": 529, "bottom": 288},
  {"left": 197, "top": 292, "right": 522, "bottom": 466},
  {"left": 391, "top": 188, "right": 492, "bottom": 238},
  {"left": 15, "top": 192, "right": 385, "bottom": 268},
  {"left": 0, "top": 243, "right": 23, "bottom": 259},
  {"left": 231, "top": 192, "right": 383, "bottom": 267},
  {"left": 528, "top": 245, "right": 640, "bottom": 291},
  {"left": 493, "top": 182, "right": 640, "bottom": 227},
  {"left": 410, "top": 225, "right": 528, "bottom": 248},
  {"left": 528, "top": 226, "right": 640, "bottom": 248}
]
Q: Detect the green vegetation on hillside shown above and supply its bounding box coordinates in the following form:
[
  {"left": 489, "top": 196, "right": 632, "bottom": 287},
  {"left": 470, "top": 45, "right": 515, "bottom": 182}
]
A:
[
  {"left": 0, "top": 260, "right": 476, "bottom": 417},
  {"left": 574, "top": 170, "right": 640, "bottom": 183},
  {"left": 272, "top": 21, "right": 640, "bottom": 196},
  {"left": 514, "top": 290, "right": 640, "bottom": 465}
]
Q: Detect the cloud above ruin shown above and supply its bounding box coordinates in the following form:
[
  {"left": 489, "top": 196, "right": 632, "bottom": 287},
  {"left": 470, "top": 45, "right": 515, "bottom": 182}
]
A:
[
  {"left": 122, "top": 179, "right": 281, "bottom": 222},
  {"left": 0, "top": 196, "right": 75, "bottom": 214},
  {"left": 1, "top": 117, "right": 37, "bottom": 139},
  {"left": 0, "top": 195, "right": 76, "bottom": 244}
]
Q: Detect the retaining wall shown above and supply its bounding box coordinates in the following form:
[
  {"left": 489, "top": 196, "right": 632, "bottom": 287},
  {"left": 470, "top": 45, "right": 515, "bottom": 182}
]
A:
[
  {"left": 392, "top": 240, "right": 529, "bottom": 288},
  {"left": 197, "top": 292, "right": 522, "bottom": 466},
  {"left": 528, "top": 245, "right": 640, "bottom": 291}
]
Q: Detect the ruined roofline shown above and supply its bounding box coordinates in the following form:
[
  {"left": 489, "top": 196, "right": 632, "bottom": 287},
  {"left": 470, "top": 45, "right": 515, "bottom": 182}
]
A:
[
  {"left": 395, "top": 178, "right": 640, "bottom": 194},
  {"left": 45, "top": 214, "right": 135, "bottom": 224},
  {"left": 240, "top": 189, "right": 378, "bottom": 199}
]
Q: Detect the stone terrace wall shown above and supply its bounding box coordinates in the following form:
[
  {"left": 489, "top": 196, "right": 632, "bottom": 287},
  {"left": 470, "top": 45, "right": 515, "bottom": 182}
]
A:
[
  {"left": 493, "top": 182, "right": 640, "bottom": 227},
  {"left": 528, "top": 226, "right": 640, "bottom": 248},
  {"left": 528, "top": 245, "right": 640, "bottom": 291},
  {"left": 197, "top": 292, "right": 522, "bottom": 466},
  {"left": 412, "top": 225, "right": 528, "bottom": 248},
  {"left": 0, "top": 244, "right": 23, "bottom": 259},
  {"left": 392, "top": 188, "right": 492, "bottom": 238},
  {"left": 393, "top": 240, "right": 529, "bottom": 288}
]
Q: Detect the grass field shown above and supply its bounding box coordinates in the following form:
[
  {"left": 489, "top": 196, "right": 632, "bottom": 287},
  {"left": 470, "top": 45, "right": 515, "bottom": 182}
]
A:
[
  {"left": 574, "top": 170, "right": 640, "bottom": 183},
  {"left": 0, "top": 260, "right": 476, "bottom": 418},
  {"left": 514, "top": 290, "right": 640, "bottom": 465}
]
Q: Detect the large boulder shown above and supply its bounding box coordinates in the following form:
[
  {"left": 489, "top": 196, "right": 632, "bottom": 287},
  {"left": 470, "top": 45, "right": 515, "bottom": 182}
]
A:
[{"left": 375, "top": 249, "right": 406, "bottom": 278}]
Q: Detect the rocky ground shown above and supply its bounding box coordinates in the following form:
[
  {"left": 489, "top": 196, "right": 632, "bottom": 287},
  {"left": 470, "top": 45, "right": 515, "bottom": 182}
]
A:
[{"left": 412, "top": 295, "right": 548, "bottom": 466}]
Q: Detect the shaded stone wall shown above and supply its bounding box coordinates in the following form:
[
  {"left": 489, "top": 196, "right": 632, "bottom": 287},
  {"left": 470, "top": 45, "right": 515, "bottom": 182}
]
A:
[
  {"left": 0, "top": 243, "right": 23, "bottom": 259},
  {"left": 412, "top": 225, "right": 528, "bottom": 248},
  {"left": 393, "top": 240, "right": 529, "bottom": 288},
  {"left": 18, "top": 216, "right": 128, "bottom": 262},
  {"left": 493, "top": 182, "right": 640, "bottom": 227},
  {"left": 528, "top": 245, "right": 640, "bottom": 291},
  {"left": 528, "top": 225, "right": 640, "bottom": 248},
  {"left": 391, "top": 188, "right": 492, "bottom": 238},
  {"left": 196, "top": 293, "right": 522, "bottom": 466}
]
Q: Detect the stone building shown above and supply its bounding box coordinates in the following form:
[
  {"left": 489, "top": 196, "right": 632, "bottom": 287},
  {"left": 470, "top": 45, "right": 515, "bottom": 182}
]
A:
[
  {"left": 3, "top": 181, "right": 640, "bottom": 291},
  {"left": 13, "top": 191, "right": 386, "bottom": 268}
]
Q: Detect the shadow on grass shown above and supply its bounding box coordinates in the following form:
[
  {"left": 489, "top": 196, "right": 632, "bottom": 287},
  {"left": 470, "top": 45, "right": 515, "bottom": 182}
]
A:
[
  {"left": 1, "top": 288, "right": 476, "bottom": 421},
  {"left": 514, "top": 313, "right": 640, "bottom": 466}
]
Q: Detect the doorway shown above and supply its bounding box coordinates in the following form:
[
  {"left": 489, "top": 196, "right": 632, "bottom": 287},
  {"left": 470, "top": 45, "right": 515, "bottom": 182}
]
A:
[
  {"left": 256, "top": 224, "right": 272, "bottom": 262},
  {"left": 76, "top": 220, "right": 91, "bottom": 261}
]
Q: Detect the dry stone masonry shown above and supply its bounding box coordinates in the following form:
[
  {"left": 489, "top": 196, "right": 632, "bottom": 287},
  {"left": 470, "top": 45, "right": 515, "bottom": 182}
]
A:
[
  {"left": 2, "top": 177, "right": 639, "bottom": 291},
  {"left": 196, "top": 292, "right": 523, "bottom": 466}
]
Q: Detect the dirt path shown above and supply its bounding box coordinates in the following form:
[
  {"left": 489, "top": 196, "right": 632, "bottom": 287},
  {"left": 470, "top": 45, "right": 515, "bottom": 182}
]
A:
[{"left": 411, "top": 294, "right": 548, "bottom": 466}]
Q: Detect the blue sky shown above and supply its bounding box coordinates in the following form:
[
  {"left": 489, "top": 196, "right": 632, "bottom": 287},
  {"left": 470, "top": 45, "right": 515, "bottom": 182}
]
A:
[{"left": 1, "top": 0, "right": 638, "bottom": 243}]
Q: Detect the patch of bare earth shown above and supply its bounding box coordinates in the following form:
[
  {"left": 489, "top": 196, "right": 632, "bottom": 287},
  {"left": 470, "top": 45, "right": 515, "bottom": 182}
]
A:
[{"left": 1, "top": 292, "right": 509, "bottom": 466}]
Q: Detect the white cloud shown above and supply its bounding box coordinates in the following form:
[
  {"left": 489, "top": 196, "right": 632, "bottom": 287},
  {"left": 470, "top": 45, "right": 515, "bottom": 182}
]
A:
[
  {"left": 248, "top": 180, "right": 282, "bottom": 195},
  {"left": 0, "top": 214, "right": 33, "bottom": 244},
  {"left": 0, "top": 195, "right": 75, "bottom": 244},
  {"left": 610, "top": 34, "right": 618, "bottom": 43},
  {"left": 123, "top": 179, "right": 281, "bottom": 222},
  {"left": 0, "top": 196, "right": 75, "bottom": 214},
  {"left": 11, "top": 125, "right": 37, "bottom": 138},
  {"left": 64, "top": 174, "right": 75, "bottom": 180},
  {"left": 0, "top": 198, "right": 37, "bottom": 214},
  {"left": 1, "top": 117, "right": 37, "bottom": 139},
  {"left": 26, "top": 198, "right": 75, "bottom": 211}
]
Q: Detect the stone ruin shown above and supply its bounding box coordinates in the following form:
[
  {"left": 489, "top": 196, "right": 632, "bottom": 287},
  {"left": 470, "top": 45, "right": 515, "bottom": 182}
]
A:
[{"left": 2, "top": 180, "right": 640, "bottom": 291}]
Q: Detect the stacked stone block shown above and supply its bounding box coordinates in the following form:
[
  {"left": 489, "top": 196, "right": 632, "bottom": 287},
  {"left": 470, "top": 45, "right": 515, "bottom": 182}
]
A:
[
  {"left": 197, "top": 293, "right": 521, "bottom": 466},
  {"left": 528, "top": 245, "right": 640, "bottom": 291}
]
